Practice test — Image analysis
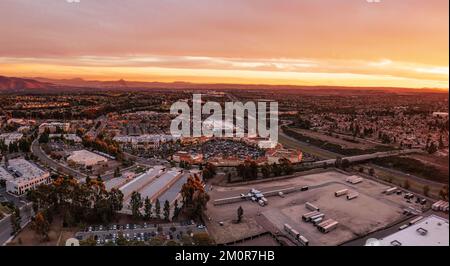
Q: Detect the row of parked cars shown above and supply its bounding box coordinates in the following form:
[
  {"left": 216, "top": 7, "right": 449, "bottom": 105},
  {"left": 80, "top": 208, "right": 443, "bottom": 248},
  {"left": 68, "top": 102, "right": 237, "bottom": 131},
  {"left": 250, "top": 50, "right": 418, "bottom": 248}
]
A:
[
  {"left": 81, "top": 224, "right": 200, "bottom": 245},
  {"left": 88, "top": 230, "right": 186, "bottom": 245},
  {"left": 86, "top": 223, "right": 160, "bottom": 232}
]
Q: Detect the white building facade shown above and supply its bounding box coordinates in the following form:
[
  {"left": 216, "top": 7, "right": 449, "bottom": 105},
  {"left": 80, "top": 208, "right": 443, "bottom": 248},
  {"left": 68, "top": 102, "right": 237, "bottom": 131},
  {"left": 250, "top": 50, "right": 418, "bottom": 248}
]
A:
[{"left": 4, "top": 158, "right": 51, "bottom": 196}]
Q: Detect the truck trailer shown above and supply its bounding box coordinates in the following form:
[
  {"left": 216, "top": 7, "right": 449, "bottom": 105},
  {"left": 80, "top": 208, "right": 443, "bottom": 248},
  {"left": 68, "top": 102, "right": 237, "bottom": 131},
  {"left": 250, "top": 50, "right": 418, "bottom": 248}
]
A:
[
  {"left": 302, "top": 211, "right": 320, "bottom": 222},
  {"left": 346, "top": 192, "right": 359, "bottom": 200},
  {"left": 335, "top": 189, "right": 349, "bottom": 197},
  {"left": 384, "top": 187, "right": 397, "bottom": 195},
  {"left": 318, "top": 220, "right": 339, "bottom": 233},
  {"left": 305, "top": 202, "right": 320, "bottom": 211}
]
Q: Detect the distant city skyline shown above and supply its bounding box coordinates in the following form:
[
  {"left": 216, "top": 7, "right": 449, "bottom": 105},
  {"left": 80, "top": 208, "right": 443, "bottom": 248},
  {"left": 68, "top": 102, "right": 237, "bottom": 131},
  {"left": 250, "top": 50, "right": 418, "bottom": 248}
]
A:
[{"left": 0, "top": 0, "right": 448, "bottom": 89}]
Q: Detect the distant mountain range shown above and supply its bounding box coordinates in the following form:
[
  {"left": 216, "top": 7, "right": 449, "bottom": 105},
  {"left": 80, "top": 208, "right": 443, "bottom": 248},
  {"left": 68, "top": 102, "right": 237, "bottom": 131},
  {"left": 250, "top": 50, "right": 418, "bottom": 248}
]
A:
[
  {"left": 0, "top": 75, "right": 447, "bottom": 93},
  {"left": 33, "top": 77, "right": 194, "bottom": 89},
  {"left": 0, "top": 76, "right": 55, "bottom": 92}
]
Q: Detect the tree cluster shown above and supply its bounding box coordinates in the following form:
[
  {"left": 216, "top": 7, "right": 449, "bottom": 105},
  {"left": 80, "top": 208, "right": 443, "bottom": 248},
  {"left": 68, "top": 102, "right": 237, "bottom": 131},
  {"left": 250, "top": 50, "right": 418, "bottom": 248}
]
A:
[
  {"left": 180, "top": 174, "right": 209, "bottom": 220},
  {"left": 26, "top": 176, "right": 124, "bottom": 238},
  {"left": 129, "top": 191, "right": 173, "bottom": 221}
]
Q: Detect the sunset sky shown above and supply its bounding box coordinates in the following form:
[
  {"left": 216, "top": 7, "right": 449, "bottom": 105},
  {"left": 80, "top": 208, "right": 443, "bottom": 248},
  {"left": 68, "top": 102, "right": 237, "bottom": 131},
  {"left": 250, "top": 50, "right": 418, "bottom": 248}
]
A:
[{"left": 0, "top": 0, "right": 448, "bottom": 89}]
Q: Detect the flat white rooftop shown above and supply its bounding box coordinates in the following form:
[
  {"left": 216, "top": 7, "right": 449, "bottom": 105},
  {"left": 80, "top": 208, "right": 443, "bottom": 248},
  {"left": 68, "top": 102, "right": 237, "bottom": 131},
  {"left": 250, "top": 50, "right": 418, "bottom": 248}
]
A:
[
  {"left": 139, "top": 168, "right": 182, "bottom": 201},
  {"left": 120, "top": 166, "right": 165, "bottom": 198},
  {"left": 379, "top": 215, "right": 449, "bottom": 246},
  {"left": 0, "top": 166, "right": 14, "bottom": 181},
  {"left": 4, "top": 158, "right": 49, "bottom": 184},
  {"left": 67, "top": 150, "right": 108, "bottom": 166}
]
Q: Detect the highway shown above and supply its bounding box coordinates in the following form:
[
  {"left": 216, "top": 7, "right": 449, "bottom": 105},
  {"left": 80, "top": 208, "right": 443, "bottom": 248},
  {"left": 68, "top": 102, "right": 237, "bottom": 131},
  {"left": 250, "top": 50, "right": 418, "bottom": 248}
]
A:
[
  {"left": 279, "top": 127, "right": 447, "bottom": 198},
  {"left": 305, "top": 149, "right": 423, "bottom": 168}
]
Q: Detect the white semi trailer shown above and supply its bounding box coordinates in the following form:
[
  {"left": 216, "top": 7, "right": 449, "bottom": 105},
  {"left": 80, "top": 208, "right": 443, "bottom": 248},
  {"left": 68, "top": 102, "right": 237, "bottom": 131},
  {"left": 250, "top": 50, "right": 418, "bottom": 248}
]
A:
[
  {"left": 347, "top": 192, "right": 359, "bottom": 200},
  {"left": 335, "top": 189, "right": 348, "bottom": 197},
  {"left": 305, "top": 202, "right": 320, "bottom": 211},
  {"left": 384, "top": 187, "right": 398, "bottom": 195}
]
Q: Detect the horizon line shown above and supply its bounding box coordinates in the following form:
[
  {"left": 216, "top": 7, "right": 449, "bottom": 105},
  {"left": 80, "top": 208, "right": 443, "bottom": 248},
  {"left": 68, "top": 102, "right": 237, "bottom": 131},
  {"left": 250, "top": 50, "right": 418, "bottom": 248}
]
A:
[{"left": 12, "top": 75, "right": 449, "bottom": 92}]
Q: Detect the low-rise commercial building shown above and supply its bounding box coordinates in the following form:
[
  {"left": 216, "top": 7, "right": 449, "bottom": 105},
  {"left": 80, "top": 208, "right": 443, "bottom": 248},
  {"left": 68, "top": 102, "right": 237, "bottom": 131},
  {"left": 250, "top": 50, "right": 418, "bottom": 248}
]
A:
[
  {"left": 4, "top": 158, "right": 51, "bottom": 196},
  {"left": 172, "top": 151, "right": 203, "bottom": 164},
  {"left": 0, "top": 133, "right": 24, "bottom": 145},
  {"left": 376, "top": 215, "right": 449, "bottom": 246},
  {"left": 67, "top": 150, "right": 108, "bottom": 167},
  {"left": 113, "top": 134, "right": 178, "bottom": 150},
  {"left": 7, "top": 118, "right": 36, "bottom": 126},
  {"left": 49, "top": 134, "right": 82, "bottom": 143},
  {"left": 266, "top": 148, "right": 303, "bottom": 164},
  {"left": 39, "top": 122, "right": 70, "bottom": 134}
]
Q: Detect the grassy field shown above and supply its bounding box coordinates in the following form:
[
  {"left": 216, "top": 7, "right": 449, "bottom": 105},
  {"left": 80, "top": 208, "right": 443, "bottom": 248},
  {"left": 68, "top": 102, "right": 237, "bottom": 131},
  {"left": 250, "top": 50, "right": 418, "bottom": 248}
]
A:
[
  {"left": 280, "top": 126, "right": 447, "bottom": 200},
  {"left": 373, "top": 156, "right": 448, "bottom": 184},
  {"left": 288, "top": 128, "right": 376, "bottom": 150},
  {"left": 282, "top": 127, "right": 396, "bottom": 156},
  {"left": 367, "top": 166, "right": 443, "bottom": 200},
  {"left": 279, "top": 132, "right": 337, "bottom": 159},
  {"left": 7, "top": 215, "right": 80, "bottom": 246}
]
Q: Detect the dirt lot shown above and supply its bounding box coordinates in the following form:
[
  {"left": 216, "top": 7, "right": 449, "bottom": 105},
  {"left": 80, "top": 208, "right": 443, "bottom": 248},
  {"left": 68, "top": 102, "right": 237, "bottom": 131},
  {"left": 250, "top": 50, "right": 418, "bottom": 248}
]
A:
[
  {"left": 206, "top": 170, "right": 425, "bottom": 245},
  {"left": 7, "top": 216, "right": 79, "bottom": 246}
]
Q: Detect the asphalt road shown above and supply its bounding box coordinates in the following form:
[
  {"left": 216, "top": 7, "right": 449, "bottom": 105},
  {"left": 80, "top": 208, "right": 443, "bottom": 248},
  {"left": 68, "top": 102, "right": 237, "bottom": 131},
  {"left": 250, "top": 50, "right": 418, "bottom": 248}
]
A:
[
  {"left": 0, "top": 202, "right": 34, "bottom": 246},
  {"left": 123, "top": 152, "right": 169, "bottom": 167},
  {"left": 31, "top": 139, "right": 86, "bottom": 179}
]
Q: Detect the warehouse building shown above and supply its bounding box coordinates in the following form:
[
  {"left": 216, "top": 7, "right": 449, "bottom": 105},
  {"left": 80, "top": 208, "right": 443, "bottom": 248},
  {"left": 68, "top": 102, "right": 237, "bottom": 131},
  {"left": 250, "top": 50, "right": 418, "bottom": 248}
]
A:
[
  {"left": 67, "top": 150, "right": 108, "bottom": 168},
  {"left": 377, "top": 215, "right": 449, "bottom": 246}
]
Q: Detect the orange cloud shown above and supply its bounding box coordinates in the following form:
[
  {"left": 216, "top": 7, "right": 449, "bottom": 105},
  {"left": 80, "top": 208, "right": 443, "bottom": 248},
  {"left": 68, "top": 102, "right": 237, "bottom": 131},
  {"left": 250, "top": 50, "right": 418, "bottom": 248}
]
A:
[{"left": 0, "top": 0, "right": 448, "bottom": 89}]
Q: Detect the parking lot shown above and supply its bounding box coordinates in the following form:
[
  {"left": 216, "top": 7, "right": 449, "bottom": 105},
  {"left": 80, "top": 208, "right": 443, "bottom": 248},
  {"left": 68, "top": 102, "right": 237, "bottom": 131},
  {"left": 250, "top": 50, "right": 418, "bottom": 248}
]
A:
[
  {"left": 182, "top": 139, "right": 266, "bottom": 160},
  {"left": 205, "top": 170, "right": 428, "bottom": 245},
  {"left": 75, "top": 221, "right": 207, "bottom": 245}
]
